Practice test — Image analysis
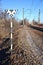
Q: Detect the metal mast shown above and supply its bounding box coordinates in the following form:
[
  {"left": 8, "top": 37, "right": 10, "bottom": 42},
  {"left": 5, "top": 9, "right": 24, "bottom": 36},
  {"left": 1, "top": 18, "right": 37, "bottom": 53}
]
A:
[{"left": 23, "top": 8, "right": 24, "bottom": 26}]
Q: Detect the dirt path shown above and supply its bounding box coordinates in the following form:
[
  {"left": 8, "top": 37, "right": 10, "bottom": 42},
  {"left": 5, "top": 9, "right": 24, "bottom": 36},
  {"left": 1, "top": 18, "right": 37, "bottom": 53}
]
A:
[{"left": 18, "top": 26, "right": 43, "bottom": 65}]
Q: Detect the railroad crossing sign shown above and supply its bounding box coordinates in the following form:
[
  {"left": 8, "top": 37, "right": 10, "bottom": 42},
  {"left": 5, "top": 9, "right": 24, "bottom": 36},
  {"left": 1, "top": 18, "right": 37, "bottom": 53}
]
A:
[
  {"left": 6, "top": 9, "right": 17, "bottom": 54},
  {"left": 7, "top": 9, "right": 16, "bottom": 16}
]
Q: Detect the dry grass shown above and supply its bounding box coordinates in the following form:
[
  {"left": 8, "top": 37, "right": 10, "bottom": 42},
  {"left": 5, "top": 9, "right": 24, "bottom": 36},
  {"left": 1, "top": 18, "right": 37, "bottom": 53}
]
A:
[{"left": 0, "top": 18, "right": 19, "bottom": 38}]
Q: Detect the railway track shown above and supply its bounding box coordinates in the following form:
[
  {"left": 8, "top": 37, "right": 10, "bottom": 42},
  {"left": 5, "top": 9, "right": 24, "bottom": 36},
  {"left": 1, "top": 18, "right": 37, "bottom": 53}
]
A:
[{"left": 29, "top": 25, "right": 43, "bottom": 32}]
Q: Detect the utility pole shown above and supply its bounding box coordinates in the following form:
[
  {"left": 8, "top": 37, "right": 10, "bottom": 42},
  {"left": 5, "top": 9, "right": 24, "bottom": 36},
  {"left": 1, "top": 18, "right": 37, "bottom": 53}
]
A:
[
  {"left": 23, "top": 8, "right": 24, "bottom": 26},
  {"left": 38, "top": 9, "right": 40, "bottom": 23},
  {"left": 0, "top": 0, "right": 2, "bottom": 9},
  {"left": 0, "top": 0, "right": 1, "bottom": 18}
]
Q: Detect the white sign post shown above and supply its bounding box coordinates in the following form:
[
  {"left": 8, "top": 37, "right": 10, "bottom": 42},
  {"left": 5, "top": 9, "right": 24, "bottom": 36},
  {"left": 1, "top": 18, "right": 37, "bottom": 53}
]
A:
[{"left": 7, "top": 10, "right": 16, "bottom": 55}]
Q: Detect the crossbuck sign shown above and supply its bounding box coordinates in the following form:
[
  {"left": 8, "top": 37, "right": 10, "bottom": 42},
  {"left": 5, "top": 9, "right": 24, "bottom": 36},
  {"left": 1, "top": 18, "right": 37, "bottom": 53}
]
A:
[
  {"left": 7, "top": 9, "right": 16, "bottom": 54},
  {"left": 7, "top": 10, "right": 16, "bottom": 16}
]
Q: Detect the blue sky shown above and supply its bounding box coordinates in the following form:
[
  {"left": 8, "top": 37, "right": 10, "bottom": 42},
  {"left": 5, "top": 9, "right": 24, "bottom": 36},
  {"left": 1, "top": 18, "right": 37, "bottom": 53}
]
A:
[{"left": 1, "top": 0, "right": 43, "bottom": 23}]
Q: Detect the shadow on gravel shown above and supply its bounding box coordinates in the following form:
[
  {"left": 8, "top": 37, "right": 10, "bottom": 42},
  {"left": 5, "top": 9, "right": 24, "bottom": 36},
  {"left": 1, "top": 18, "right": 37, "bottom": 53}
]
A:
[{"left": 0, "top": 38, "right": 11, "bottom": 65}]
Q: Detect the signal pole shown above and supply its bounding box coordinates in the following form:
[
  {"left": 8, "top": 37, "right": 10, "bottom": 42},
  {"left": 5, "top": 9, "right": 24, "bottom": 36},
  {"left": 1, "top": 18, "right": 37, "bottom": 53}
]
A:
[{"left": 38, "top": 9, "right": 40, "bottom": 23}]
